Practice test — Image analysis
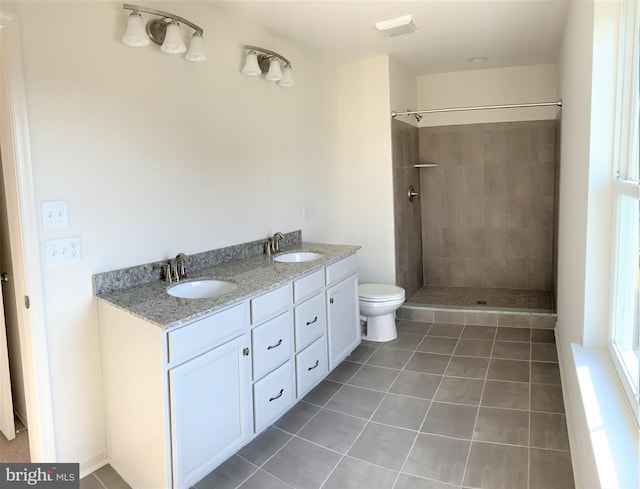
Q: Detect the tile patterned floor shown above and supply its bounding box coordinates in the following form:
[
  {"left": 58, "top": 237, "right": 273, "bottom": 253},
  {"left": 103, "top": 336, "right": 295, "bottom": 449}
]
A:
[
  {"left": 82, "top": 319, "right": 574, "bottom": 489},
  {"left": 409, "top": 286, "right": 555, "bottom": 312},
  {"left": 196, "top": 320, "right": 574, "bottom": 489},
  {"left": 80, "top": 464, "right": 130, "bottom": 489}
]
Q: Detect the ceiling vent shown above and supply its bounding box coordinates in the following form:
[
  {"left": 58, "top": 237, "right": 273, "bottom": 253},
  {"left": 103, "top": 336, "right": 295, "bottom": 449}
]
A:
[{"left": 375, "top": 14, "right": 417, "bottom": 38}]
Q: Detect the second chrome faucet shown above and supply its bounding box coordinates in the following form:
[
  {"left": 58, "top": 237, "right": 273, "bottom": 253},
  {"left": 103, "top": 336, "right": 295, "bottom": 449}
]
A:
[
  {"left": 158, "top": 252, "right": 190, "bottom": 283},
  {"left": 265, "top": 232, "right": 285, "bottom": 257}
]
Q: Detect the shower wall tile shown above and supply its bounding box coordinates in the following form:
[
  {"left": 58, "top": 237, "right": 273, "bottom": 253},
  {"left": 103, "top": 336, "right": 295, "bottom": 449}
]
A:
[
  {"left": 485, "top": 162, "right": 507, "bottom": 197},
  {"left": 483, "top": 258, "right": 508, "bottom": 288},
  {"left": 531, "top": 162, "right": 555, "bottom": 196},
  {"left": 420, "top": 120, "right": 556, "bottom": 290},
  {"left": 462, "top": 198, "right": 484, "bottom": 229},
  {"left": 507, "top": 197, "right": 530, "bottom": 228},
  {"left": 484, "top": 197, "right": 508, "bottom": 228},
  {"left": 507, "top": 229, "right": 530, "bottom": 259},
  {"left": 484, "top": 127, "right": 508, "bottom": 164},
  {"left": 393, "top": 120, "right": 423, "bottom": 299},
  {"left": 507, "top": 259, "right": 529, "bottom": 289}
]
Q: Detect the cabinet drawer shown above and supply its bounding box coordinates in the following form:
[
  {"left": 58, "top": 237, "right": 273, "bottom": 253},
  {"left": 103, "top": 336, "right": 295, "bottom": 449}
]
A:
[
  {"left": 325, "top": 253, "right": 358, "bottom": 286},
  {"left": 252, "top": 311, "right": 292, "bottom": 380},
  {"left": 293, "top": 269, "right": 324, "bottom": 303},
  {"left": 294, "top": 293, "right": 326, "bottom": 352},
  {"left": 295, "top": 336, "right": 328, "bottom": 398},
  {"left": 167, "top": 303, "right": 246, "bottom": 365},
  {"left": 250, "top": 284, "right": 291, "bottom": 325},
  {"left": 253, "top": 360, "right": 293, "bottom": 433}
]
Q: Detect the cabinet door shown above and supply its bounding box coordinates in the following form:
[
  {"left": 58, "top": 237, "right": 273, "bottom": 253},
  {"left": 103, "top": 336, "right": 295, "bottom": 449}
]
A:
[
  {"left": 169, "top": 335, "right": 250, "bottom": 489},
  {"left": 326, "top": 274, "right": 360, "bottom": 371}
]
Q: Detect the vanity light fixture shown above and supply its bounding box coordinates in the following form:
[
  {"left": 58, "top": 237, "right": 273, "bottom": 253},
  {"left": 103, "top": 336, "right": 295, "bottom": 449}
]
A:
[
  {"left": 242, "top": 45, "right": 294, "bottom": 87},
  {"left": 122, "top": 3, "right": 206, "bottom": 61}
]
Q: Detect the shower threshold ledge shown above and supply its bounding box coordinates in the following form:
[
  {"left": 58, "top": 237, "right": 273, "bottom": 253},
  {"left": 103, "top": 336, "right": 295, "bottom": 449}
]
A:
[
  {"left": 407, "top": 285, "right": 555, "bottom": 313},
  {"left": 398, "top": 303, "right": 557, "bottom": 329}
]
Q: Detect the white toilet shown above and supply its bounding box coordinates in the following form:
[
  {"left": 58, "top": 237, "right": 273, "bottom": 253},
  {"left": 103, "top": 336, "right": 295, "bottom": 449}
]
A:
[{"left": 359, "top": 283, "right": 406, "bottom": 342}]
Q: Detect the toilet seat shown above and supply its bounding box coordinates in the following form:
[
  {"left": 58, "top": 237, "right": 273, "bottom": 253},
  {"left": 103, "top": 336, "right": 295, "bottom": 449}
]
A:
[{"left": 359, "top": 283, "right": 405, "bottom": 302}]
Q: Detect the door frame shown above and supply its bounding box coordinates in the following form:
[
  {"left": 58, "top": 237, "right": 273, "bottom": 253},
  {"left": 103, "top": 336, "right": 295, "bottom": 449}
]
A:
[{"left": 0, "top": 12, "right": 56, "bottom": 461}]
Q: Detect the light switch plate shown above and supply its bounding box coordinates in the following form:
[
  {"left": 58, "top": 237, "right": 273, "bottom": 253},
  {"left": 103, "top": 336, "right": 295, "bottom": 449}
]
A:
[{"left": 42, "top": 201, "right": 68, "bottom": 228}]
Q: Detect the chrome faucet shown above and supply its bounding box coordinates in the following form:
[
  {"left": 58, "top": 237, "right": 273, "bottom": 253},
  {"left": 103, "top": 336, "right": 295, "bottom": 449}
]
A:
[
  {"left": 265, "top": 232, "right": 285, "bottom": 258},
  {"left": 271, "top": 232, "right": 285, "bottom": 253},
  {"left": 171, "top": 252, "right": 190, "bottom": 281}
]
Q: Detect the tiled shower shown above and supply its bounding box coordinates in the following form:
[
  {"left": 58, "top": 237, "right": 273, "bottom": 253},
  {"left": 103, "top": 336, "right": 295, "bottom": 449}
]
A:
[{"left": 393, "top": 118, "right": 560, "bottom": 312}]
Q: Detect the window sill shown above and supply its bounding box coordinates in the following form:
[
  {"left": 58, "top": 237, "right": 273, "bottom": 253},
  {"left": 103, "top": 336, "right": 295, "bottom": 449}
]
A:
[{"left": 565, "top": 343, "right": 639, "bottom": 489}]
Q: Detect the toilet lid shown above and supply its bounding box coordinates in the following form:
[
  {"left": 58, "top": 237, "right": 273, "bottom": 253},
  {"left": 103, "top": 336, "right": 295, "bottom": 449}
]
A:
[{"left": 359, "top": 283, "right": 405, "bottom": 301}]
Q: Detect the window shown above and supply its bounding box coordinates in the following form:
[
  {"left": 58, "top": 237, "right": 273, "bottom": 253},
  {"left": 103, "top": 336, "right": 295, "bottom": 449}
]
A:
[{"left": 610, "top": 0, "right": 640, "bottom": 423}]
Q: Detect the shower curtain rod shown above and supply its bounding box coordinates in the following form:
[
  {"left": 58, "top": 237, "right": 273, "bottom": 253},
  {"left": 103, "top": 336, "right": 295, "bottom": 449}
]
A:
[{"left": 391, "top": 100, "right": 562, "bottom": 119}]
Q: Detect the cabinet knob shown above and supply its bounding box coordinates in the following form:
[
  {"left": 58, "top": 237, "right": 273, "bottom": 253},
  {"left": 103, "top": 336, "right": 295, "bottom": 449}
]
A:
[
  {"left": 329, "top": 297, "right": 334, "bottom": 304},
  {"left": 242, "top": 347, "right": 250, "bottom": 356}
]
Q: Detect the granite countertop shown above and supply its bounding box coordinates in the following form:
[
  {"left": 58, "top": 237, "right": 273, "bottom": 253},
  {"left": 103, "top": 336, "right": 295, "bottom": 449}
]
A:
[{"left": 96, "top": 242, "right": 360, "bottom": 330}]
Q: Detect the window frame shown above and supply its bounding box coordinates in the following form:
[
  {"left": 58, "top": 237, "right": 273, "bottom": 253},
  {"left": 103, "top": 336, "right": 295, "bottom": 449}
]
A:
[{"left": 608, "top": 0, "right": 640, "bottom": 426}]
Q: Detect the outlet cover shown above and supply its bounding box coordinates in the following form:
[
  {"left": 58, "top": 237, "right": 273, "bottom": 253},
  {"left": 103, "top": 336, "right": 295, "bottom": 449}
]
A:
[
  {"left": 45, "top": 237, "right": 81, "bottom": 265},
  {"left": 42, "top": 201, "right": 68, "bottom": 229}
]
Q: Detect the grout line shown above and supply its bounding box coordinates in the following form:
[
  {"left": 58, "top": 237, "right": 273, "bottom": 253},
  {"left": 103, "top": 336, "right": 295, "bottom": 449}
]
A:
[
  {"left": 317, "top": 371, "right": 397, "bottom": 489},
  {"left": 390, "top": 332, "right": 463, "bottom": 489},
  {"left": 89, "top": 474, "right": 109, "bottom": 489},
  {"left": 460, "top": 325, "right": 499, "bottom": 487},
  {"left": 528, "top": 338, "right": 533, "bottom": 489}
]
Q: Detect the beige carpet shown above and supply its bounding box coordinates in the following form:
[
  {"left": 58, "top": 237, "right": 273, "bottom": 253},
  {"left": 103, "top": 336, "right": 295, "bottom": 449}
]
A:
[{"left": 0, "top": 418, "right": 30, "bottom": 463}]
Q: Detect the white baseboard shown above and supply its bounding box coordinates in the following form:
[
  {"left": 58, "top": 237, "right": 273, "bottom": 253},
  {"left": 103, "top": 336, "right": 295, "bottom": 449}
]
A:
[{"left": 79, "top": 447, "right": 108, "bottom": 479}]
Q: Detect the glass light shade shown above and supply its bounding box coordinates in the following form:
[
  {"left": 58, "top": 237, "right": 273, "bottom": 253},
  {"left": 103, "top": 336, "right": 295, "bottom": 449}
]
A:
[
  {"left": 161, "top": 21, "right": 187, "bottom": 54},
  {"left": 185, "top": 32, "right": 206, "bottom": 61},
  {"left": 242, "top": 51, "right": 261, "bottom": 76},
  {"left": 278, "top": 65, "right": 294, "bottom": 87},
  {"left": 122, "top": 11, "right": 150, "bottom": 47},
  {"left": 265, "top": 57, "right": 283, "bottom": 81}
]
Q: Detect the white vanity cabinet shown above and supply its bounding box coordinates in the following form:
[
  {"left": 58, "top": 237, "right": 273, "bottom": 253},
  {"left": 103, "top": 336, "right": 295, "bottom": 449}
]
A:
[
  {"left": 325, "top": 253, "right": 360, "bottom": 370},
  {"left": 97, "top": 251, "right": 360, "bottom": 489},
  {"left": 98, "top": 301, "right": 251, "bottom": 489}
]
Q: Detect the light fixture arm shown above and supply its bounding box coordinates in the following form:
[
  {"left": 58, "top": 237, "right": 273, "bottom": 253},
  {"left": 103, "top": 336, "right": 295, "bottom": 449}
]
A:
[
  {"left": 244, "top": 45, "right": 292, "bottom": 67},
  {"left": 123, "top": 3, "right": 204, "bottom": 34}
]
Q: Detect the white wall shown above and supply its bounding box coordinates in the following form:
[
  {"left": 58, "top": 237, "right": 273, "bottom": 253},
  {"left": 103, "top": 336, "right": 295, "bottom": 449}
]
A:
[
  {"left": 331, "top": 55, "right": 396, "bottom": 284},
  {"left": 389, "top": 57, "right": 417, "bottom": 127},
  {"left": 3, "top": 0, "right": 336, "bottom": 471},
  {"left": 415, "top": 64, "right": 560, "bottom": 127}
]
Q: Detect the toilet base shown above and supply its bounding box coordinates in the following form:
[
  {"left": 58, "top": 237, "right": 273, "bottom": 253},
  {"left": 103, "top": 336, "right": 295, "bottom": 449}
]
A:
[{"left": 361, "top": 313, "right": 398, "bottom": 342}]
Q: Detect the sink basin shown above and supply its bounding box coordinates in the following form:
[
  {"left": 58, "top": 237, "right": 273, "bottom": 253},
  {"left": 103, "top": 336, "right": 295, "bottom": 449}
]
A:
[
  {"left": 167, "top": 279, "right": 237, "bottom": 299},
  {"left": 273, "top": 252, "right": 323, "bottom": 263}
]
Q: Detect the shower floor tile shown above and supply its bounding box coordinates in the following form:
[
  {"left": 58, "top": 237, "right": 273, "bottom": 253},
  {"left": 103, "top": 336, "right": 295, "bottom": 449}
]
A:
[{"left": 408, "top": 286, "right": 554, "bottom": 312}]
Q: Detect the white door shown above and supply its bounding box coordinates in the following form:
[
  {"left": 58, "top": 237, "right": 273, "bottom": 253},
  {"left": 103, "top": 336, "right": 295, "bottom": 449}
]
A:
[{"left": 0, "top": 276, "right": 15, "bottom": 441}]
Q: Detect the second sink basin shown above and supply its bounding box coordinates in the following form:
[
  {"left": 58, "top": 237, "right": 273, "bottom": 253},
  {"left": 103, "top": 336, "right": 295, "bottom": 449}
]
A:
[
  {"left": 167, "top": 279, "right": 237, "bottom": 299},
  {"left": 273, "top": 252, "right": 323, "bottom": 263}
]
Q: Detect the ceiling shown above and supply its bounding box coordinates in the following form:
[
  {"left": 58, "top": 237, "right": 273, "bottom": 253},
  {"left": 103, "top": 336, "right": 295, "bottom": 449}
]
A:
[{"left": 214, "top": 0, "right": 571, "bottom": 75}]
